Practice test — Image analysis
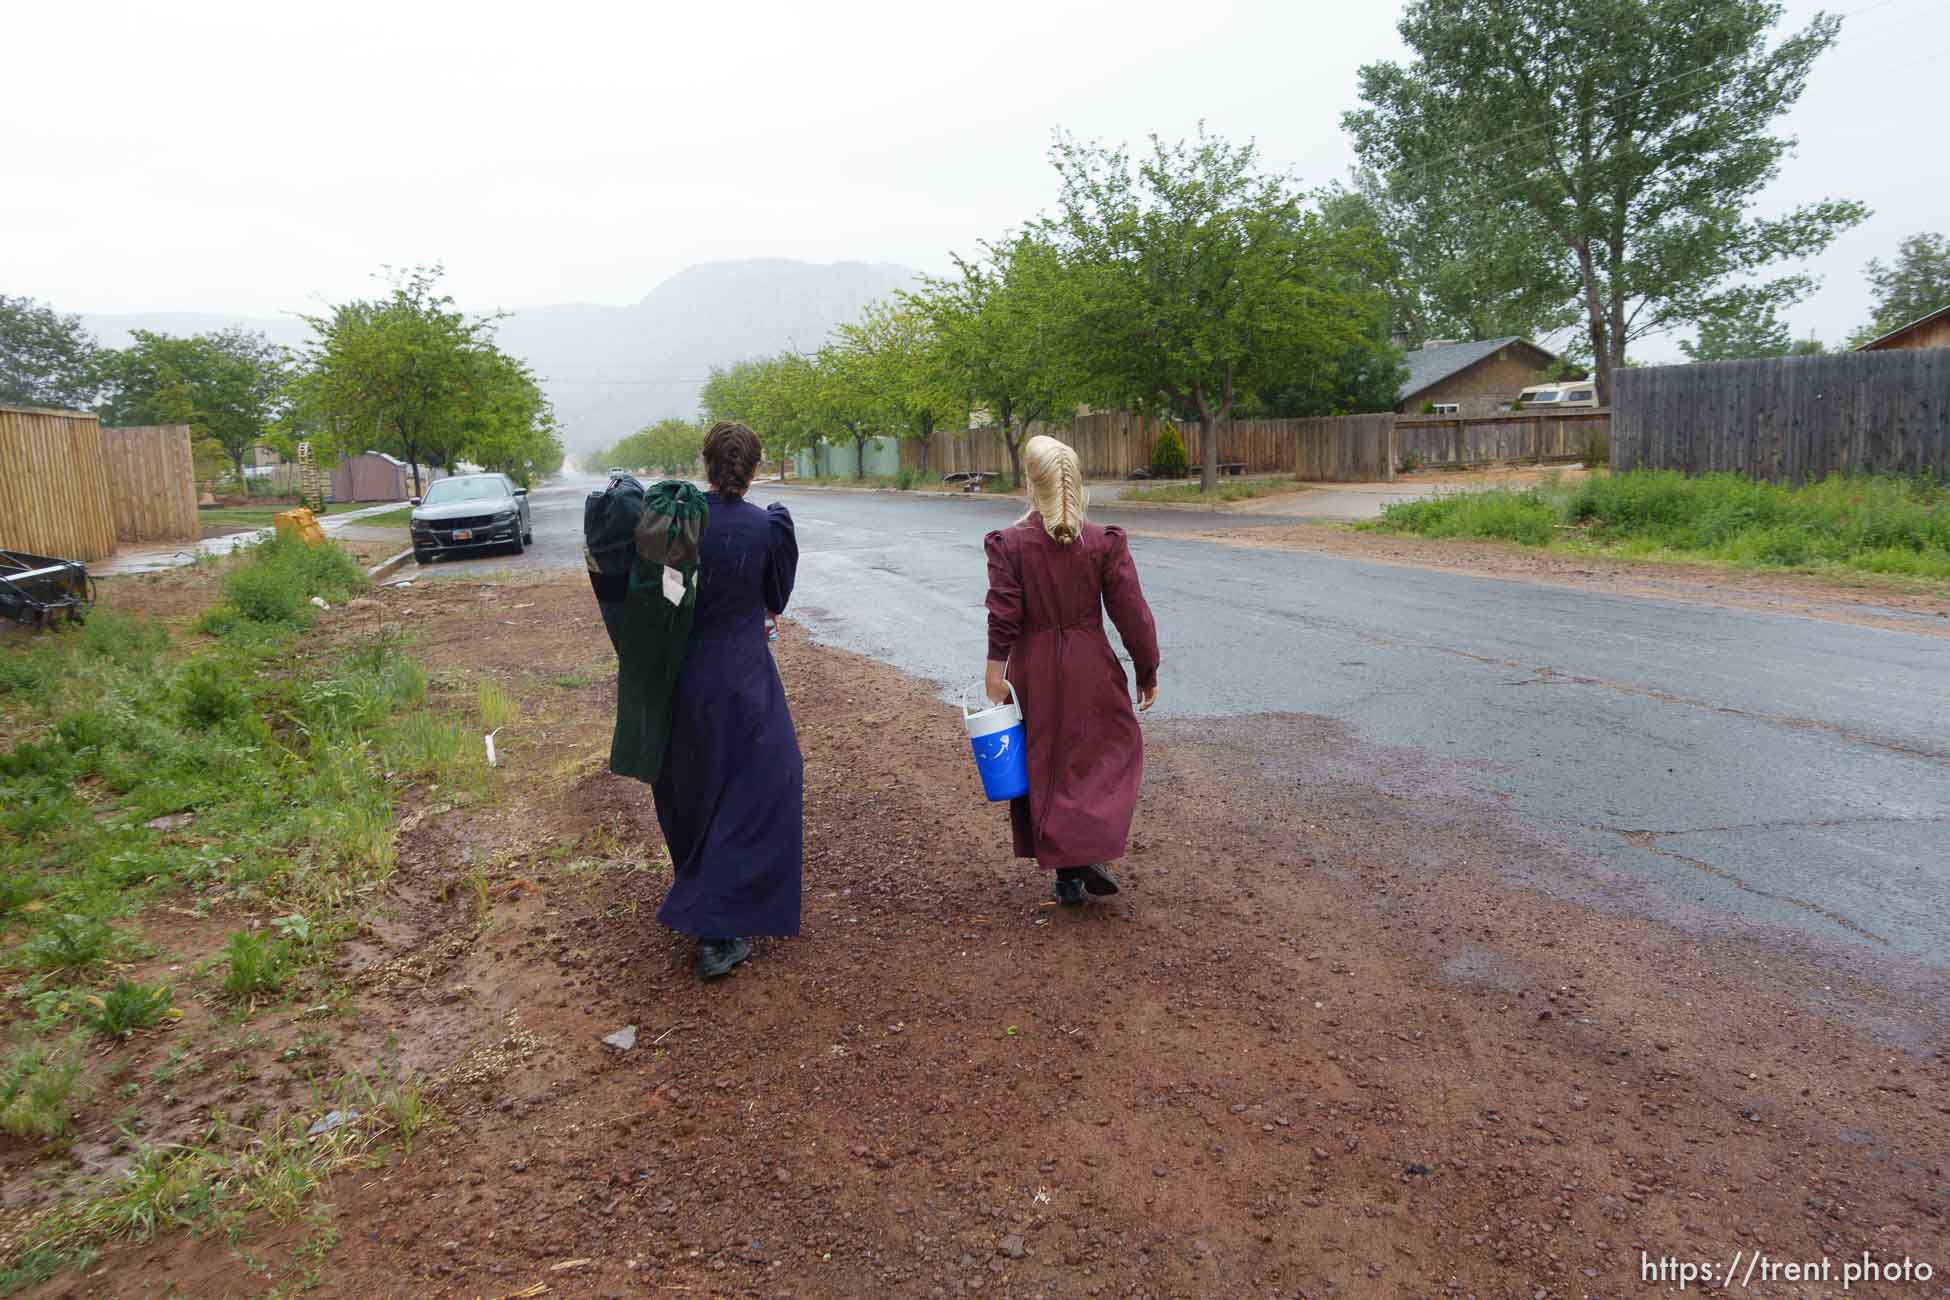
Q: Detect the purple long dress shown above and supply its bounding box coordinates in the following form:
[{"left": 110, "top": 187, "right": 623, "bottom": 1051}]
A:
[{"left": 651, "top": 495, "right": 803, "bottom": 938}]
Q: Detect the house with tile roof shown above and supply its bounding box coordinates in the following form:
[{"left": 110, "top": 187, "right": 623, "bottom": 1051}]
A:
[{"left": 1396, "top": 337, "right": 1558, "bottom": 417}]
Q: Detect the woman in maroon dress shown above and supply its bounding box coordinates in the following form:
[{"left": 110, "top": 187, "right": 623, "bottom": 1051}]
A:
[{"left": 983, "top": 436, "right": 1161, "bottom": 905}]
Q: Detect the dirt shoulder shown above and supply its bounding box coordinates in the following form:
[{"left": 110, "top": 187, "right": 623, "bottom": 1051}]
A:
[
  {"left": 1135, "top": 520, "right": 1950, "bottom": 637},
  {"left": 35, "top": 569, "right": 1948, "bottom": 1299}
]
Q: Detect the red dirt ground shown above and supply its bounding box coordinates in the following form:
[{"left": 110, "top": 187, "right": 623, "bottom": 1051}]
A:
[{"left": 26, "top": 571, "right": 1950, "bottom": 1299}]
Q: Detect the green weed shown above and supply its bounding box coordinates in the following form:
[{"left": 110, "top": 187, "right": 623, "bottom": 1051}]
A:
[
  {"left": 86, "top": 979, "right": 175, "bottom": 1039},
  {"left": 21, "top": 916, "right": 116, "bottom": 972},
  {"left": 222, "top": 931, "right": 291, "bottom": 1000}
]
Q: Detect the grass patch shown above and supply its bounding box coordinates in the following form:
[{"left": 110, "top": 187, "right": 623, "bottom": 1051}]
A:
[
  {"left": 0, "top": 536, "right": 493, "bottom": 1285},
  {"left": 195, "top": 505, "right": 349, "bottom": 530},
  {"left": 196, "top": 532, "right": 367, "bottom": 633},
  {"left": 357, "top": 507, "right": 414, "bottom": 528},
  {"left": 478, "top": 679, "right": 519, "bottom": 729},
  {"left": 1124, "top": 478, "right": 1310, "bottom": 505},
  {"left": 1371, "top": 470, "right": 1950, "bottom": 581},
  {"left": 0, "top": 1034, "right": 87, "bottom": 1138}
]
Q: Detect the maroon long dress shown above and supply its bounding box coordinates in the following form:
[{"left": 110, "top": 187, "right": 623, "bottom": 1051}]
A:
[{"left": 984, "top": 517, "right": 1161, "bottom": 869}]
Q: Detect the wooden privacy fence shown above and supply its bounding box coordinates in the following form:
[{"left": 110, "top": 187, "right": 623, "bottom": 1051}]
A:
[
  {"left": 904, "top": 407, "right": 1610, "bottom": 481},
  {"left": 1397, "top": 410, "right": 1608, "bottom": 468},
  {"left": 1291, "top": 414, "right": 1397, "bottom": 480},
  {"left": 907, "top": 410, "right": 1399, "bottom": 482},
  {"left": 1612, "top": 351, "right": 1950, "bottom": 482},
  {"left": 0, "top": 405, "right": 119, "bottom": 561},
  {"left": 102, "top": 425, "right": 197, "bottom": 543}
]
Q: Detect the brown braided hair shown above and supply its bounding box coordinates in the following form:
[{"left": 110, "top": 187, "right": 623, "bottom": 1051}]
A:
[{"left": 702, "top": 420, "right": 761, "bottom": 500}]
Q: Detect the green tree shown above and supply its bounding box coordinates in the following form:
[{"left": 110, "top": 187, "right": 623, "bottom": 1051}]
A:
[
  {"left": 293, "top": 265, "right": 512, "bottom": 496},
  {"left": 700, "top": 353, "right": 820, "bottom": 478},
  {"left": 839, "top": 298, "right": 964, "bottom": 475},
  {"left": 597, "top": 418, "right": 703, "bottom": 478},
  {"left": 1346, "top": 0, "right": 1868, "bottom": 405},
  {"left": 0, "top": 295, "right": 101, "bottom": 410},
  {"left": 1851, "top": 231, "right": 1950, "bottom": 346},
  {"left": 97, "top": 328, "right": 290, "bottom": 484},
  {"left": 1678, "top": 290, "right": 1824, "bottom": 361},
  {"left": 814, "top": 331, "right": 900, "bottom": 482},
  {"left": 463, "top": 350, "right": 562, "bottom": 486},
  {"left": 920, "top": 232, "right": 1079, "bottom": 489},
  {"left": 1049, "top": 128, "right": 1389, "bottom": 490},
  {"left": 1319, "top": 169, "right": 1580, "bottom": 349}
]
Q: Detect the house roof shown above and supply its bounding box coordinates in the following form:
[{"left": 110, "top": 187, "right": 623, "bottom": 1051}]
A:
[
  {"left": 1398, "top": 336, "right": 1552, "bottom": 400},
  {"left": 1855, "top": 302, "right": 1950, "bottom": 351}
]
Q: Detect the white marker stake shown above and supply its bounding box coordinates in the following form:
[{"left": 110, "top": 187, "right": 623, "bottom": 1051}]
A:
[{"left": 484, "top": 728, "right": 502, "bottom": 768}]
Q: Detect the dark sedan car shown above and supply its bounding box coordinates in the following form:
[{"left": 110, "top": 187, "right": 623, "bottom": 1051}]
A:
[{"left": 409, "top": 474, "right": 533, "bottom": 563}]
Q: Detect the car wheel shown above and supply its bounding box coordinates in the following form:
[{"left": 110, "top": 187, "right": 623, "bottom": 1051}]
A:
[
  {"left": 522, "top": 526, "right": 533, "bottom": 545},
  {"left": 509, "top": 533, "right": 525, "bottom": 555},
  {"left": 414, "top": 549, "right": 433, "bottom": 565}
]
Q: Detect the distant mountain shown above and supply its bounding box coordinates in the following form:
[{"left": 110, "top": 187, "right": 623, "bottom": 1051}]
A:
[{"left": 80, "top": 258, "right": 921, "bottom": 455}]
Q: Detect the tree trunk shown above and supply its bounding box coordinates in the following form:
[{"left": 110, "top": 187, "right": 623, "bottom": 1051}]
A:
[
  {"left": 917, "top": 437, "right": 930, "bottom": 475},
  {"left": 854, "top": 432, "right": 868, "bottom": 480},
  {"left": 1571, "top": 237, "right": 1613, "bottom": 406},
  {"left": 230, "top": 450, "right": 247, "bottom": 494},
  {"left": 998, "top": 397, "right": 1022, "bottom": 489},
  {"left": 1195, "top": 384, "right": 1219, "bottom": 493}
]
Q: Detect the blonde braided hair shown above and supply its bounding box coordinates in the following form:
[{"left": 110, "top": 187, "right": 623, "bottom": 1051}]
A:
[{"left": 1022, "top": 435, "right": 1086, "bottom": 544}]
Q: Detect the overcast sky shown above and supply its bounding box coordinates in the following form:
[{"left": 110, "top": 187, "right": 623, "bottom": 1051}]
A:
[{"left": 5, "top": 0, "right": 1946, "bottom": 357}]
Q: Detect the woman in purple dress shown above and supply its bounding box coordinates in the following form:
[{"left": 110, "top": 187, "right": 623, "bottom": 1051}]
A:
[{"left": 652, "top": 422, "right": 803, "bottom": 978}]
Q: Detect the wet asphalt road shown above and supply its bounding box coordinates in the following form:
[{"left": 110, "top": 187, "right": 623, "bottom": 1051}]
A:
[{"left": 448, "top": 475, "right": 1950, "bottom": 967}]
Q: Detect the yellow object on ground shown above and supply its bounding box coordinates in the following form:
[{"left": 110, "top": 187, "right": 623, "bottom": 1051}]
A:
[{"left": 274, "top": 507, "right": 326, "bottom": 545}]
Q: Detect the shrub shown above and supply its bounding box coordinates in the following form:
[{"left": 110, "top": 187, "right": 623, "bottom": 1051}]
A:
[
  {"left": 211, "top": 534, "right": 368, "bottom": 631},
  {"left": 894, "top": 466, "right": 918, "bottom": 491},
  {"left": 222, "top": 930, "right": 290, "bottom": 999},
  {"left": 1151, "top": 423, "right": 1189, "bottom": 479},
  {"left": 1397, "top": 450, "right": 1425, "bottom": 474}
]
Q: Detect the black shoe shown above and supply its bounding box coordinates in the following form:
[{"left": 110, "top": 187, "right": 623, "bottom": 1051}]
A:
[
  {"left": 1079, "top": 864, "right": 1120, "bottom": 896},
  {"left": 696, "top": 937, "right": 752, "bottom": 980},
  {"left": 1054, "top": 876, "right": 1085, "bottom": 906}
]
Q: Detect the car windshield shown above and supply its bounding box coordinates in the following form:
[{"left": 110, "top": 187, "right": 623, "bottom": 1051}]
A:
[{"left": 422, "top": 477, "right": 507, "bottom": 504}]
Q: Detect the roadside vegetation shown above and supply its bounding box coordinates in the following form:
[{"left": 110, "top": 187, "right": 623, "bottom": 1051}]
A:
[
  {"left": 1372, "top": 470, "right": 1950, "bottom": 580},
  {"left": 195, "top": 503, "right": 345, "bottom": 530},
  {"left": 0, "top": 534, "right": 478, "bottom": 1289},
  {"left": 352, "top": 506, "right": 414, "bottom": 528}
]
